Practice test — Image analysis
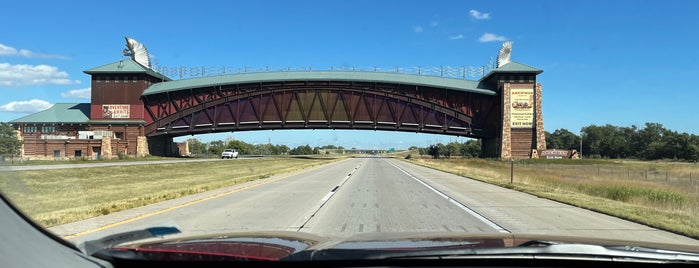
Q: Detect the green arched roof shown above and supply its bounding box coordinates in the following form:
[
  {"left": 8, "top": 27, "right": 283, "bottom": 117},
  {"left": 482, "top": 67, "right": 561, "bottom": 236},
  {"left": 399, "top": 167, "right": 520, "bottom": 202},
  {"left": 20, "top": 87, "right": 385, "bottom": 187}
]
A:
[{"left": 142, "top": 71, "right": 496, "bottom": 96}]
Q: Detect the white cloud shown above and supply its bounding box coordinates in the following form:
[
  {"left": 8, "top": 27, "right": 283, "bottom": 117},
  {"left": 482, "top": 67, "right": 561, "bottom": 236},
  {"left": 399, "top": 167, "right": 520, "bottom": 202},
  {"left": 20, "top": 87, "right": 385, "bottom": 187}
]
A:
[
  {"left": 0, "top": 44, "right": 16, "bottom": 55},
  {"left": 469, "top": 9, "right": 491, "bottom": 20},
  {"left": 449, "top": 34, "right": 464, "bottom": 40},
  {"left": 478, "top": 33, "right": 508, "bottom": 42},
  {"left": 61, "top": 88, "right": 91, "bottom": 99},
  {"left": 0, "top": 99, "right": 52, "bottom": 113},
  {"left": 414, "top": 26, "right": 424, "bottom": 33},
  {"left": 0, "top": 43, "right": 70, "bottom": 59},
  {"left": 0, "top": 63, "right": 81, "bottom": 87},
  {"left": 430, "top": 21, "right": 439, "bottom": 27}
]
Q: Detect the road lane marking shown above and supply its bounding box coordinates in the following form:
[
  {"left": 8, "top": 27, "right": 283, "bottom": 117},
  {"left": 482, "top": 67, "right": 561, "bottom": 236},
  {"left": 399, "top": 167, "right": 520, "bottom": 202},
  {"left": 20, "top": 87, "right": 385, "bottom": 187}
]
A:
[
  {"left": 293, "top": 164, "right": 362, "bottom": 231},
  {"left": 386, "top": 160, "right": 511, "bottom": 234},
  {"left": 63, "top": 158, "right": 353, "bottom": 240}
]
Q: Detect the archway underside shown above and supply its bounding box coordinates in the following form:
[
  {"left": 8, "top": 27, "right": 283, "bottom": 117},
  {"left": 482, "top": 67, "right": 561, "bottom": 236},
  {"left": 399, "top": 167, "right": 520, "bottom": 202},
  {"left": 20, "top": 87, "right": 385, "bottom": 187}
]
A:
[{"left": 142, "top": 81, "right": 497, "bottom": 139}]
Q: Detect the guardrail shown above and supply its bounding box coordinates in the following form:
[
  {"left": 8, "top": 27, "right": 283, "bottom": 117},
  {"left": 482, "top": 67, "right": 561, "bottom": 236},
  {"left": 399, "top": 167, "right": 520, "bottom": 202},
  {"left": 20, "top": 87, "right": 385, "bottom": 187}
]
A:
[{"left": 151, "top": 65, "right": 497, "bottom": 80}]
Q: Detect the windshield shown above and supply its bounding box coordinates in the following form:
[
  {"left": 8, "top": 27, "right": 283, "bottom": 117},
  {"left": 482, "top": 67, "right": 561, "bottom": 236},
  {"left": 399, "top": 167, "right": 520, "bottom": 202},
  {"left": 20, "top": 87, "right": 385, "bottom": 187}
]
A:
[{"left": 1, "top": 0, "right": 699, "bottom": 266}]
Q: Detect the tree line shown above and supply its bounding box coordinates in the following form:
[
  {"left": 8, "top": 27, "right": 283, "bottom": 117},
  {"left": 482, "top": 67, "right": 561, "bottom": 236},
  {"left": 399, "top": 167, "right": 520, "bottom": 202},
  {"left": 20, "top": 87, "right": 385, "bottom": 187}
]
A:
[
  {"left": 185, "top": 137, "right": 345, "bottom": 157},
  {"left": 411, "top": 122, "right": 698, "bottom": 161},
  {"left": 547, "top": 122, "right": 699, "bottom": 161},
  {"left": 409, "top": 139, "right": 482, "bottom": 159}
]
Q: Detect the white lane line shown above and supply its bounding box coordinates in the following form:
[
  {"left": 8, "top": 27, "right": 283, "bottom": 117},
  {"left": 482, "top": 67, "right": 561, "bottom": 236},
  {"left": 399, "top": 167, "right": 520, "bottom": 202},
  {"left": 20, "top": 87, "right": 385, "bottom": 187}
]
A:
[
  {"left": 292, "top": 164, "right": 361, "bottom": 231},
  {"left": 386, "top": 160, "right": 510, "bottom": 234}
]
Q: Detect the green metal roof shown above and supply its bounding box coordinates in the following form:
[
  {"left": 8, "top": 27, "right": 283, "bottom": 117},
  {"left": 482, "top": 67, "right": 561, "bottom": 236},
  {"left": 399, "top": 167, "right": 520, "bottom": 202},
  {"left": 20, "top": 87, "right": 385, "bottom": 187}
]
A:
[
  {"left": 9, "top": 103, "right": 90, "bottom": 124},
  {"left": 84, "top": 59, "right": 171, "bottom": 81},
  {"left": 484, "top": 61, "right": 543, "bottom": 77},
  {"left": 142, "top": 71, "right": 496, "bottom": 96}
]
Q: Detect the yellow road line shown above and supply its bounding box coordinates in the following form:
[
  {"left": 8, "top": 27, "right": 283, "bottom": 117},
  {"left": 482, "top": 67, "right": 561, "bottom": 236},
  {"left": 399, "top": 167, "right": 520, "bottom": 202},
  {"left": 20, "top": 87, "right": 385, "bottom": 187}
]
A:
[{"left": 63, "top": 158, "right": 349, "bottom": 240}]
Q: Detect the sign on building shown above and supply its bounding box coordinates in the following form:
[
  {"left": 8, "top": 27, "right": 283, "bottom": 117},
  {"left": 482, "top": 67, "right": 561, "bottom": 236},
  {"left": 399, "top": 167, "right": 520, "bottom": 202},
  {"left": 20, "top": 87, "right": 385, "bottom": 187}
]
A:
[
  {"left": 510, "top": 88, "right": 534, "bottom": 128},
  {"left": 102, "top": 104, "right": 130, "bottom": 119}
]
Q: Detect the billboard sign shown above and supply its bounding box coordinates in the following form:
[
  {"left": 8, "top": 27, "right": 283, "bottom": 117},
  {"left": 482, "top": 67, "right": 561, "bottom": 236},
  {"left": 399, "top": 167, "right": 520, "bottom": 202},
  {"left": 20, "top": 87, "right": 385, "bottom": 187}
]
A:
[
  {"left": 102, "top": 104, "right": 130, "bottom": 119},
  {"left": 510, "top": 88, "right": 534, "bottom": 128}
]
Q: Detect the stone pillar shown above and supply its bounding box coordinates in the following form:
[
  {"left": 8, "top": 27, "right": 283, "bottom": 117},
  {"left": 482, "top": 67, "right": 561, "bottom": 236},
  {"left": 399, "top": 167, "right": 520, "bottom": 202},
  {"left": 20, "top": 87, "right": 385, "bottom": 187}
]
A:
[
  {"left": 535, "top": 83, "right": 546, "bottom": 153},
  {"left": 500, "top": 83, "right": 512, "bottom": 159},
  {"left": 101, "top": 136, "right": 112, "bottom": 159},
  {"left": 136, "top": 136, "right": 149, "bottom": 157},
  {"left": 177, "top": 140, "right": 190, "bottom": 157}
]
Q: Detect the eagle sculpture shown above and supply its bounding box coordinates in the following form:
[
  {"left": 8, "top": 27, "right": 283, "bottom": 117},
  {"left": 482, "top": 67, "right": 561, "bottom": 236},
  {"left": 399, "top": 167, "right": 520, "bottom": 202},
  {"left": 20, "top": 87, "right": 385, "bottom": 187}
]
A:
[
  {"left": 497, "top": 41, "right": 512, "bottom": 68},
  {"left": 122, "top": 37, "right": 151, "bottom": 68}
]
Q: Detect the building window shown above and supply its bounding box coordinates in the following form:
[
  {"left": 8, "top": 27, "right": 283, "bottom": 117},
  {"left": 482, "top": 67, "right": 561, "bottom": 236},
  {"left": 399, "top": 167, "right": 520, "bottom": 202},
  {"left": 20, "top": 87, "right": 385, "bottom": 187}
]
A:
[
  {"left": 74, "top": 150, "right": 82, "bottom": 157},
  {"left": 115, "top": 132, "right": 124, "bottom": 140},
  {"left": 105, "top": 76, "right": 110, "bottom": 83},
  {"left": 24, "top": 126, "right": 37, "bottom": 133},
  {"left": 53, "top": 150, "right": 61, "bottom": 158},
  {"left": 41, "top": 126, "right": 55, "bottom": 133}
]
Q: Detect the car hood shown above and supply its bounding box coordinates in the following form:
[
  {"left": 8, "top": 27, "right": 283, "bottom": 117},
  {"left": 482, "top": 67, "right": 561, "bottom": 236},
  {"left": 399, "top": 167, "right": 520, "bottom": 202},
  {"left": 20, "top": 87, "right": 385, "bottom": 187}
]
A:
[{"left": 93, "top": 230, "right": 699, "bottom": 262}]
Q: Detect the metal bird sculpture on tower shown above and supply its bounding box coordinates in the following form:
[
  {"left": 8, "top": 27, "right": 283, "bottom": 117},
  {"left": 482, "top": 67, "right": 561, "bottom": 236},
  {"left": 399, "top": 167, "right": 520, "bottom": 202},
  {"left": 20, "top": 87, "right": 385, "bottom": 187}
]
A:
[
  {"left": 122, "top": 37, "right": 151, "bottom": 68},
  {"left": 497, "top": 41, "right": 512, "bottom": 68}
]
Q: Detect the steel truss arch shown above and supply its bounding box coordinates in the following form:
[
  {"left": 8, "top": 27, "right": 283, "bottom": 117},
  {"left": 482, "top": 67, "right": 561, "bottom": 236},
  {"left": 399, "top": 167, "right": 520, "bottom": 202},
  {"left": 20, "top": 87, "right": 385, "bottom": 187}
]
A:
[{"left": 143, "top": 81, "right": 495, "bottom": 138}]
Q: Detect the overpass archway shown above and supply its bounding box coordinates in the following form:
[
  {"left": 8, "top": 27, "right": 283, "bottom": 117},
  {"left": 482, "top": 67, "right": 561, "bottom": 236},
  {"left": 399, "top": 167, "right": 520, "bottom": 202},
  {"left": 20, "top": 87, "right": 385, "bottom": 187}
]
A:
[
  {"left": 142, "top": 72, "right": 496, "bottom": 138},
  {"left": 141, "top": 74, "right": 495, "bottom": 156},
  {"left": 138, "top": 68, "right": 543, "bottom": 158}
]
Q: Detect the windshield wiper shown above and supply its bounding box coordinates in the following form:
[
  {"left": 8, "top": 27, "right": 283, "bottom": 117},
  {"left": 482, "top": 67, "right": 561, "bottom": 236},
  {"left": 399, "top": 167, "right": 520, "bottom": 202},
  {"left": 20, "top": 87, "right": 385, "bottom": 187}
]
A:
[{"left": 79, "top": 226, "right": 181, "bottom": 256}]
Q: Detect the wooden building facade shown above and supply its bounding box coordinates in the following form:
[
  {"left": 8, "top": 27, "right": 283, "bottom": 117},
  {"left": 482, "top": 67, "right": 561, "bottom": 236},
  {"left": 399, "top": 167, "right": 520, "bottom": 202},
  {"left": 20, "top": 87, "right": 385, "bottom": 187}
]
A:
[{"left": 10, "top": 59, "right": 169, "bottom": 160}]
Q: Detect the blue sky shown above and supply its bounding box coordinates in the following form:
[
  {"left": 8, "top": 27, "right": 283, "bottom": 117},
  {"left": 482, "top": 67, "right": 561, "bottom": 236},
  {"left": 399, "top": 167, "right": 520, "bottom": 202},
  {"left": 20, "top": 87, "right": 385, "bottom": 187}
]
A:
[{"left": 1, "top": 0, "right": 697, "bottom": 149}]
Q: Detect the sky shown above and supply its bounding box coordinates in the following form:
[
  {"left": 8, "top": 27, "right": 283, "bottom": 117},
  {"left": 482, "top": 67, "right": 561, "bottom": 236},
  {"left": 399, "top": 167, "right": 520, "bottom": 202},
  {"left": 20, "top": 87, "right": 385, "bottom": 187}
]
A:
[{"left": 1, "top": 0, "right": 697, "bottom": 150}]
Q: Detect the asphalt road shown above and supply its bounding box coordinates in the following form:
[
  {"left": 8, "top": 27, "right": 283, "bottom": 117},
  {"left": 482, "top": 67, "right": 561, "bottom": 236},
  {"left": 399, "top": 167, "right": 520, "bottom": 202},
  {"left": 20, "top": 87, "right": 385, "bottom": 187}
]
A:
[{"left": 49, "top": 156, "right": 699, "bottom": 247}]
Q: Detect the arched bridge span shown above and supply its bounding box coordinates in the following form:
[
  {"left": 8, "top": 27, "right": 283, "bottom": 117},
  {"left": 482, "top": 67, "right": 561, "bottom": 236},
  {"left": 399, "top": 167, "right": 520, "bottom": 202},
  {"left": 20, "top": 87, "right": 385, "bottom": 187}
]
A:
[{"left": 141, "top": 71, "right": 500, "bottom": 139}]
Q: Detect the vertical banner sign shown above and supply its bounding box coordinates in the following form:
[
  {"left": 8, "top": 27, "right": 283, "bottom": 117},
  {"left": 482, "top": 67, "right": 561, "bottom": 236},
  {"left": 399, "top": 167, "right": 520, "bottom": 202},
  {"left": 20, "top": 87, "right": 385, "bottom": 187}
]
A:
[
  {"left": 102, "top": 104, "right": 130, "bottom": 119},
  {"left": 510, "top": 88, "right": 534, "bottom": 128}
]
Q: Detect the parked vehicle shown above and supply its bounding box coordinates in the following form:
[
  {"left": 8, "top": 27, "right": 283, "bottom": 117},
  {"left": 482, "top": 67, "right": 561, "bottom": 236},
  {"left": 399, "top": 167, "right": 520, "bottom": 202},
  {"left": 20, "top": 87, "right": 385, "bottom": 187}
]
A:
[{"left": 221, "top": 149, "right": 239, "bottom": 159}]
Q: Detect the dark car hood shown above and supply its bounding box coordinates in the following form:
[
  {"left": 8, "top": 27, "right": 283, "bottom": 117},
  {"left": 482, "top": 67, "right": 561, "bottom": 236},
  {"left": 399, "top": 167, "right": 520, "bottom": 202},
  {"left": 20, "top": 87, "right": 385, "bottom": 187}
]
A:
[{"left": 97, "top": 231, "right": 699, "bottom": 262}]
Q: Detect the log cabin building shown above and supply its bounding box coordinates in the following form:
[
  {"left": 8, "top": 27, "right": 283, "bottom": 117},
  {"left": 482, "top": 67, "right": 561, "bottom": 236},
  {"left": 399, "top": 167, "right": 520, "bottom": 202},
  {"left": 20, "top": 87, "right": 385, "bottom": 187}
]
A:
[{"left": 9, "top": 59, "right": 169, "bottom": 160}]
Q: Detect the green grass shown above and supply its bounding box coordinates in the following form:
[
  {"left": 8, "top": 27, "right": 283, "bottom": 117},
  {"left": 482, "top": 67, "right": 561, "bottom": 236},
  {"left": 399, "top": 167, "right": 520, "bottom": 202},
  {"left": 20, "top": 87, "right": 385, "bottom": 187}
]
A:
[
  {"left": 402, "top": 156, "right": 699, "bottom": 239},
  {"left": 0, "top": 157, "right": 340, "bottom": 227},
  {"left": 1, "top": 155, "right": 176, "bottom": 166}
]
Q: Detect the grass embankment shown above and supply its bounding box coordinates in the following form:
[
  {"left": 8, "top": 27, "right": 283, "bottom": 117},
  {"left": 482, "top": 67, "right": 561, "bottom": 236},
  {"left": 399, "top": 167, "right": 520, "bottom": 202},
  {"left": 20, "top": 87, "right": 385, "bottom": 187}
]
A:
[
  {"left": 401, "top": 155, "right": 699, "bottom": 239},
  {"left": 0, "top": 157, "right": 339, "bottom": 227},
  {"left": 6, "top": 155, "right": 176, "bottom": 166}
]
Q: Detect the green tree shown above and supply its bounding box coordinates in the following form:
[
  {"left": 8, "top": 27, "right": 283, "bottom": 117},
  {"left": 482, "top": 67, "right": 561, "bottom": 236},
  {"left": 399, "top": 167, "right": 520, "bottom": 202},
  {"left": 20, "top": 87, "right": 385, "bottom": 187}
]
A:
[
  {"left": 274, "top": 144, "right": 290, "bottom": 155},
  {"left": 545, "top": 128, "right": 580, "bottom": 150},
  {"left": 207, "top": 140, "right": 225, "bottom": 155},
  {"left": 290, "top": 144, "right": 313, "bottom": 155},
  {"left": 427, "top": 144, "right": 442, "bottom": 159},
  {"left": 226, "top": 139, "right": 252, "bottom": 155},
  {"left": 444, "top": 142, "right": 460, "bottom": 158},
  {"left": 460, "top": 139, "right": 481, "bottom": 158},
  {"left": 0, "top": 123, "right": 22, "bottom": 161},
  {"left": 636, "top": 122, "right": 665, "bottom": 157},
  {"left": 581, "top": 124, "right": 628, "bottom": 158}
]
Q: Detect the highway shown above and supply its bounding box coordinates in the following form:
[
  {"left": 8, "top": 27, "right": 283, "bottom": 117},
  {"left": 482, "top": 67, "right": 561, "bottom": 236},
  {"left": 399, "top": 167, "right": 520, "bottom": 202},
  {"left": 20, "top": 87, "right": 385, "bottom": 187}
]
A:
[{"left": 50, "top": 156, "right": 699, "bottom": 247}]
